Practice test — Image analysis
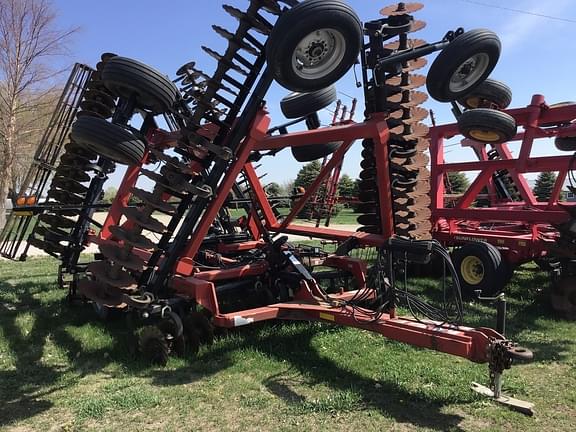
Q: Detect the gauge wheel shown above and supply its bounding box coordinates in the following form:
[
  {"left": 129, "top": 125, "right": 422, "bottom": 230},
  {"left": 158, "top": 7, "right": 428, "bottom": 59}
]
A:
[
  {"left": 452, "top": 241, "right": 509, "bottom": 297},
  {"left": 555, "top": 136, "right": 576, "bottom": 151},
  {"left": 458, "top": 78, "right": 512, "bottom": 109},
  {"left": 280, "top": 85, "right": 337, "bottom": 119},
  {"left": 427, "top": 29, "right": 501, "bottom": 102},
  {"left": 292, "top": 142, "right": 341, "bottom": 162},
  {"left": 458, "top": 108, "right": 517, "bottom": 143},
  {"left": 102, "top": 56, "right": 178, "bottom": 114},
  {"left": 71, "top": 116, "right": 146, "bottom": 165},
  {"left": 266, "top": 0, "right": 363, "bottom": 92}
]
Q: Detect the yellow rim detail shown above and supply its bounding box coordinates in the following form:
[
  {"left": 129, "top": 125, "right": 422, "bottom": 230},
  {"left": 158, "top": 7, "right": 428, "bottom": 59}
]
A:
[
  {"left": 469, "top": 129, "right": 501, "bottom": 142},
  {"left": 461, "top": 256, "right": 484, "bottom": 285}
]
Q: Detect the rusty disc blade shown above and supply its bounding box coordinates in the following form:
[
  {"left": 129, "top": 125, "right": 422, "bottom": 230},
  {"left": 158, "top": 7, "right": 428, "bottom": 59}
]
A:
[
  {"left": 389, "top": 106, "right": 429, "bottom": 124},
  {"left": 48, "top": 187, "right": 86, "bottom": 205},
  {"left": 380, "top": 2, "right": 424, "bottom": 16},
  {"left": 51, "top": 177, "right": 89, "bottom": 195},
  {"left": 390, "top": 122, "right": 430, "bottom": 141},
  {"left": 161, "top": 158, "right": 200, "bottom": 177},
  {"left": 122, "top": 207, "right": 167, "bottom": 234},
  {"left": 131, "top": 188, "right": 175, "bottom": 214},
  {"left": 87, "top": 261, "right": 137, "bottom": 290},
  {"left": 99, "top": 243, "right": 146, "bottom": 272},
  {"left": 83, "top": 88, "right": 115, "bottom": 107},
  {"left": 78, "top": 279, "right": 126, "bottom": 308},
  {"left": 403, "top": 57, "right": 427, "bottom": 72},
  {"left": 109, "top": 225, "right": 158, "bottom": 250},
  {"left": 389, "top": 91, "right": 428, "bottom": 106},
  {"left": 385, "top": 74, "right": 426, "bottom": 91},
  {"left": 384, "top": 38, "right": 427, "bottom": 50},
  {"left": 38, "top": 213, "right": 76, "bottom": 229},
  {"left": 410, "top": 20, "right": 427, "bottom": 33},
  {"left": 140, "top": 169, "right": 186, "bottom": 194},
  {"left": 54, "top": 166, "right": 91, "bottom": 183}
]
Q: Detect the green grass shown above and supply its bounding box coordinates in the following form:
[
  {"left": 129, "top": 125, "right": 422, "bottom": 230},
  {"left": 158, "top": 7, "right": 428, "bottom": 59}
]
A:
[
  {"left": 0, "top": 257, "right": 575, "bottom": 431},
  {"left": 229, "top": 207, "right": 359, "bottom": 225}
]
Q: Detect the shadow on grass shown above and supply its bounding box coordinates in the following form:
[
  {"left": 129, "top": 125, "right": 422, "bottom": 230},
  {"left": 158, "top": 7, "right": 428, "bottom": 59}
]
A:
[{"left": 0, "top": 260, "right": 570, "bottom": 430}]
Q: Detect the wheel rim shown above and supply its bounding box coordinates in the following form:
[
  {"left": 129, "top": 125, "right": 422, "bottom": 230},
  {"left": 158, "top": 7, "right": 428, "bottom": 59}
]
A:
[
  {"left": 292, "top": 28, "right": 346, "bottom": 80},
  {"left": 460, "top": 256, "right": 484, "bottom": 285},
  {"left": 469, "top": 128, "right": 501, "bottom": 142},
  {"left": 449, "top": 53, "right": 490, "bottom": 93},
  {"left": 464, "top": 96, "right": 481, "bottom": 109}
]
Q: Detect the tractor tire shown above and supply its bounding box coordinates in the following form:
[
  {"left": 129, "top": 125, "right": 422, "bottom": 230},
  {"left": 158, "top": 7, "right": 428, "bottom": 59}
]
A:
[
  {"left": 266, "top": 0, "right": 363, "bottom": 92},
  {"left": 71, "top": 116, "right": 146, "bottom": 165},
  {"left": 555, "top": 136, "right": 576, "bottom": 152},
  {"left": 292, "top": 141, "right": 341, "bottom": 162},
  {"left": 427, "top": 29, "right": 501, "bottom": 102},
  {"left": 280, "top": 86, "right": 337, "bottom": 119},
  {"left": 458, "top": 108, "right": 517, "bottom": 143},
  {"left": 458, "top": 78, "right": 512, "bottom": 109},
  {"left": 451, "top": 241, "right": 509, "bottom": 297},
  {"left": 102, "top": 56, "right": 178, "bottom": 114}
]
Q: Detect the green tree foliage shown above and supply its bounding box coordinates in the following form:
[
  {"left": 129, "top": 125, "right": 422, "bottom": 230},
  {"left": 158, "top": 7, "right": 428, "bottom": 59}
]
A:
[
  {"left": 533, "top": 172, "right": 557, "bottom": 202},
  {"left": 265, "top": 182, "right": 281, "bottom": 197},
  {"left": 103, "top": 187, "right": 118, "bottom": 204},
  {"left": 445, "top": 172, "right": 470, "bottom": 194},
  {"left": 294, "top": 160, "right": 321, "bottom": 189},
  {"left": 337, "top": 174, "right": 357, "bottom": 202}
]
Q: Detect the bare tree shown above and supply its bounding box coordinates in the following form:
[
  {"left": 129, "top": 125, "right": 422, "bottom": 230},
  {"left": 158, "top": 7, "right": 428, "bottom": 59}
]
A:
[{"left": 0, "top": 0, "right": 76, "bottom": 228}]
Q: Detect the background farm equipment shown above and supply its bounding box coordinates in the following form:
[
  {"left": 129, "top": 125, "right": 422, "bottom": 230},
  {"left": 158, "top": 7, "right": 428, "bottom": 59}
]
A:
[
  {"left": 430, "top": 92, "right": 576, "bottom": 318},
  {"left": 0, "top": 1, "right": 535, "bottom": 413}
]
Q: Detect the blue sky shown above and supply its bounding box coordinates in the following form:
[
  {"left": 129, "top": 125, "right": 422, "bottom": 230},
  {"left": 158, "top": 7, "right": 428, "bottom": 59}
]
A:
[{"left": 51, "top": 0, "right": 576, "bottom": 186}]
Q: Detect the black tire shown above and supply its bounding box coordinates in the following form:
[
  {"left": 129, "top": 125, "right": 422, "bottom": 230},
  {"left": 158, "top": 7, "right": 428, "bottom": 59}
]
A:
[
  {"left": 555, "top": 136, "right": 576, "bottom": 152},
  {"left": 71, "top": 116, "right": 145, "bottom": 165},
  {"left": 292, "top": 142, "right": 341, "bottom": 162},
  {"left": 266, "top": 0, "right": 363, "bottom": 92},
  {"left": 427, "top": 29, "right": 501, "bottom": 102},
  {"left": 458, "top": 108, "right": 517, "bottom": 143},
  {"left": 451, "top": 242, "right": 508, "bottom": 297},
  {"left": 101, "top": 56, "right": 178, "bottom": 113},
  {"left": 280, "top": 86, "right": 337, "bottom": 119},
  {"left": 458, "top": 78, "right": 512, "bottom": 109}
]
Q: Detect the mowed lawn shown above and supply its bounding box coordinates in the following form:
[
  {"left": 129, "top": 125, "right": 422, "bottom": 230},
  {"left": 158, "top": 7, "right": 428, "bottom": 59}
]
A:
[{"left": 0, "top": 257, "right": 574, "bottom": 431}]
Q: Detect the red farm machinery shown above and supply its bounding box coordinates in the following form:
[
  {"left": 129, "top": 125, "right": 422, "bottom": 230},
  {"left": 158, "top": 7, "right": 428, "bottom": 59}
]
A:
[
  {"left": 429, "top": 90, "right": 576, "bottom": 318},
  {"left": 0, "top": 1, "right": 538, "bottom": 413}
]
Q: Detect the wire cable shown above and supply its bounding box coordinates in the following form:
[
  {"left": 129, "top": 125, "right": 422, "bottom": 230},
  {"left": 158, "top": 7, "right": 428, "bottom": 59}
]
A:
[{"left": 454, "top": 0, "right": 576, "bottom": 24}]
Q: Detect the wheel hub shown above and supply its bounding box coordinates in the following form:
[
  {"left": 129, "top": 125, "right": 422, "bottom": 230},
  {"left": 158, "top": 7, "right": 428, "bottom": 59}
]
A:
[
  {"left": 461, "top": 256, "right": 485, "bottom": 285},
  {"left": 292, "top": 28, "right": 346, "bottom": 79},
  {"left": 469, "top": 128, "right": 501, "bottom": 142},
  {"left": 449, "top": 53, "right": 490, "bottom": 93}
]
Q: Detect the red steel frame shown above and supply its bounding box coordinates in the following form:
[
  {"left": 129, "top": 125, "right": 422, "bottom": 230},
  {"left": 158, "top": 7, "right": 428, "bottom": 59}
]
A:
[
  {"left": 86, "top": 107, "right": 518, "bottom": 365},
  {"left": 430, "top": 95, "right": 576, "bottom": 263}
]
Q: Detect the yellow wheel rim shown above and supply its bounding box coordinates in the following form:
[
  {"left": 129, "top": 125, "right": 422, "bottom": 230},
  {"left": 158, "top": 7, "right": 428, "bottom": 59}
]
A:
[
  {"left": 469, "top": 128, "right": 501, "bottom": 142},
  {"left": 465, "top": 96, "right": 481, "bottom": 109},
  {"left": 461, "top": 256, "right": 484, "bottom": 285}
]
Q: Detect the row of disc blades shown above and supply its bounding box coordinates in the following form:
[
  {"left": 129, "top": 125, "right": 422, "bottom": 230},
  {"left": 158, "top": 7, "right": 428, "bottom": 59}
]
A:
[
  {"left": 79, "top": 0, "right": 294, "bottom": 310},
  {"left": 29, "top": 55, "right": 118, "bottom": 256},
  {"left": 357, "top": 2, "right": 432, "bottom": 239}
]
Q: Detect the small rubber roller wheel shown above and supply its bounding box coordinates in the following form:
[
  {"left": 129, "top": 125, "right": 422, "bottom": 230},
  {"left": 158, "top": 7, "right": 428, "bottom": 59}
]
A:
[
  {"left": 102, "top": 56, "right": 178, "bottom": 114},
  {"left": 266, "top": 0, "right": 363, "bottom": 92},
  {"left": 458, "top": 108, "right": 517, "bottom": 144},
  {"left": 458, "top": 78, "right": 512, "bottom": 109},
  {"left": 71, "top": 116, "right": 146, "bottom": 165},
  {"left": 427, "top": 29, "right": 501, "bottom": 102},
  {"left": 280, "top": 85, "right": 337, "bottom": 119}
]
